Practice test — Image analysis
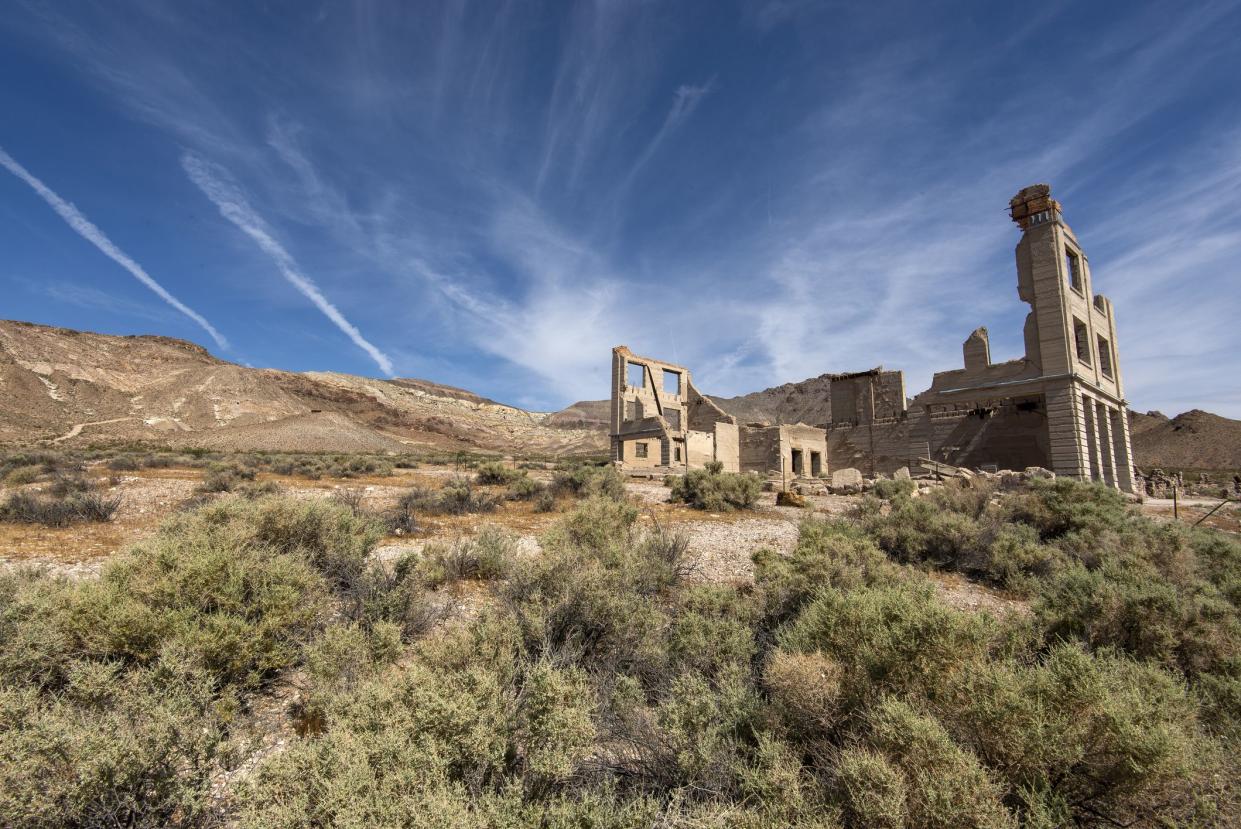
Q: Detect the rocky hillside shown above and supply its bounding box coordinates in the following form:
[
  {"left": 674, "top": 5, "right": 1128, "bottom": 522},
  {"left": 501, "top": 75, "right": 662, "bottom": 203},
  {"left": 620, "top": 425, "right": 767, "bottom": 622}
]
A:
[
  {"left": 1129, "top": 409, "right": 1241, "bottom": 471},
  {"left": 0, "top": 320, "right": 606, "bottom": 456},
  {"left": 708, "top": 375, "right": 838, "bottom": 425}
]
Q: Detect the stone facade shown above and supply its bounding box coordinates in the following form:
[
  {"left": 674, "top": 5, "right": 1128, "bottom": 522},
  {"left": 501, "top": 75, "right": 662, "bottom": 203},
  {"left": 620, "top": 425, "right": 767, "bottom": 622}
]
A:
[{"left": 610, "top": 184, "right": 1136, "bottom": 492}]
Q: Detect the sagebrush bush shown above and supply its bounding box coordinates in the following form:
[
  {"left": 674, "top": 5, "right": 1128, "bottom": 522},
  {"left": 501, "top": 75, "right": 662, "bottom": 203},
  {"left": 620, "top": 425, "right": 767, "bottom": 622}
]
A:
[
  {"left": 550, "top": 464, "right": 626, "bottom": 501},
  {"left": 0, "top": 654, "right": 224, "bottom": 829},
  {"left": 671, "top": 466, "right": 762, "bottom": 511},
  {"left": 474, "top": 461, "right": 523, "bottom": 485},
  {"left": 0, "top": 488, "right": 121, "bottom": 526},
  {"left": 506, "top": 475, "right": 546, "bottom": 501},
  {"left": 417, "top": 526, "right": 514, "bottom": 588}
]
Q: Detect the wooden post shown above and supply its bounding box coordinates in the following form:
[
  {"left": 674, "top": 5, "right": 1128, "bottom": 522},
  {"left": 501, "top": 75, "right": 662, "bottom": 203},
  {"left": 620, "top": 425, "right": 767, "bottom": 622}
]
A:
[{"left": 1173, "top": 485, "right": 1179, "bottom": 520}]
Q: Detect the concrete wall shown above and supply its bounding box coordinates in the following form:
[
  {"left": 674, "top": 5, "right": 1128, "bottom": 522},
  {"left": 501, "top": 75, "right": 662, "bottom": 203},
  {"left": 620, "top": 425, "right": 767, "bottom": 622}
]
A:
[{"left": 714, "top": 422, "right": 739, "bottom": 472}]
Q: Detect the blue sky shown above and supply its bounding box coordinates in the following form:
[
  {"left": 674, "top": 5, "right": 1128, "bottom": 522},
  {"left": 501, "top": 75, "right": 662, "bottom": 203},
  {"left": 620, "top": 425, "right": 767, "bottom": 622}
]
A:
[{"left": 2, "top": 1, "right": 1239, "bottom": 416}]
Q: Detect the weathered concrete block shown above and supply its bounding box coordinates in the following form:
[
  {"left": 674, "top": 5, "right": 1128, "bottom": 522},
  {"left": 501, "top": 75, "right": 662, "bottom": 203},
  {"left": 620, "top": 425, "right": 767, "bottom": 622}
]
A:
[
  {"left": 831, "top": 467, "right": 863, "bottom": 489},
  {"left": 1023, "top": 466, "right": 1055, "bottom": 480},
  {"left": 893, "top": 466, "right": 911, "bottom": 481}
]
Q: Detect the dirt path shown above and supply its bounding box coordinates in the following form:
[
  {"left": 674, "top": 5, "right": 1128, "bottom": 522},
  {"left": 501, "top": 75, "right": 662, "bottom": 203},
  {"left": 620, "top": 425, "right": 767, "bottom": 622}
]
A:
[{"left": 52, "top": 417, "right": 133, "bottom": 443}]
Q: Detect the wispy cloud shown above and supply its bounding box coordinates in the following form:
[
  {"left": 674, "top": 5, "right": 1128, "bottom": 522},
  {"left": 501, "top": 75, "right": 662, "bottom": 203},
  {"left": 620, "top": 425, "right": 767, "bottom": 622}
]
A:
[
  {"left": 0, "top": 144, "right": 228, "bottom": 349},
  {"left": 181, "top": 153, "right": 395, "bottom": 377}
]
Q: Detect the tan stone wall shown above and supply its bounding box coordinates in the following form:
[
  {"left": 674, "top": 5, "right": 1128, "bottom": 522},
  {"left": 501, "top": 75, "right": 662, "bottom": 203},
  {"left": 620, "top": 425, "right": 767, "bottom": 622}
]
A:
[
  {"left": 619, "top": 437, "right": 662, "bottom": 468},
  {"left": 714, "top": 422, "right": 740, "bottom": 472}
]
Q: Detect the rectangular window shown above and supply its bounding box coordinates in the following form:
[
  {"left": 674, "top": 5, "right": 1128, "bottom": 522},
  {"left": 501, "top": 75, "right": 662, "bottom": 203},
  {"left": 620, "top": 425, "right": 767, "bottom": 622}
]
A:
[
  {"left": 665, "top": 409, "right": 681, "bottom": 430},
  {"left": 627, "top": 362, "right": 645, "bottom": 389},
  {"left": 634, "top": 442, "right": 648, "bottom": 459},
  {"left": 674, "top": 444, "right": 682, "bottom": 462},
  {"left": 1064, "top": 247, "right": 1083, "bottom": 293},
  {"left": 663, "top": 370, "right": 681, "bottom": 396},
  {"left": 1097, "top": 335, "right": 1113, "bottom": 378},
  {"left": 1073, "top": 318, "right": 1091, "bottom": 366}
]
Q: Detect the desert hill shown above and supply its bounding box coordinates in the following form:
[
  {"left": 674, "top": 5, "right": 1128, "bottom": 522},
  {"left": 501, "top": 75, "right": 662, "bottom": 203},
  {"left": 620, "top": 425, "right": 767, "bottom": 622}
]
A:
[
  {"left": 0, "top": 320, "right": 605, "bottom": 455},
  {"left": 1127, "top": 409, "right": 1241, "bottom": 471}
]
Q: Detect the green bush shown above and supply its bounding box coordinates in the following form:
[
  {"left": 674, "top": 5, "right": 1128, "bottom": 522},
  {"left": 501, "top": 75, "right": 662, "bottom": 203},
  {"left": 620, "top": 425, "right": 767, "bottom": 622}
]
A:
[
  {"left": 0, "top": 488, "right": 121, "bottom": 526},
  {"left": 0, "top": 654, "right": 224, "bottom": 829},
  {"left": 871, "top": 477, "right": 915, "bottom": 501},
  {"left": 837, "top": 747, "right": 907, "bottom": 829},
  {"left": 935, "top": 644, "right": 1208, "bottom": 827},
  {"left": 417, "top": 526, "right": 515, "bottom": 589},
  {"left": 864, "top": 697, "right": 1015, "bottom": 829},
  {"left": 671, "top": 466, "right": 761, "bottom": 511},
  {"left": 474, "top": 461, "right": 523, "bottom": 486},
  {"left": 777, "top": 581, "right": 991, "bottom": 711},
  {"left": 196, "top": 463, "right": 255, "bottom": 493},
  {"left": 506, "top": 475, "right": 546, "bottom": 501},
  {"left": 550, "top": 464, "right": 626, "bottom": 501}
]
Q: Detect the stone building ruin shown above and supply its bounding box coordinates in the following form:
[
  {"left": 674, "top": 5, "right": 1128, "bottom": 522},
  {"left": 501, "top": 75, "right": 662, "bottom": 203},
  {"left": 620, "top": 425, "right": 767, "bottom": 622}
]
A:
[{"left": 610, "top": 184, "right": 1136, "bottom": 492}]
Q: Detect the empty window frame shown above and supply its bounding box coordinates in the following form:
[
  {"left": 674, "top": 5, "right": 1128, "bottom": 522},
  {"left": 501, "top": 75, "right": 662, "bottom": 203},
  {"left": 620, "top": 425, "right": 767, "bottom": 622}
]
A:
[
  {"left": 673, "top": 444, "right": 683, "bottom": 462},
  {"left": 663, "top": 369, "right": 682, "bottom": 396},
  {"left": 634, "top": 442, "right": 648, "bottom": 459},
  {"left": 1073, "top": 318, "right": 1092, "bottom": 366},
  {"left": 664, "top": 409, "right": 682, "bottom": 430},
  {"left": 627, "top": 362, "right": 645, "bottom": 389},
  {"left": 1097, "top": 335, "right": 1114, "bottom": 378},
  {"left": 1064, "top": 246, "right": 1084, "bottom": 293}
]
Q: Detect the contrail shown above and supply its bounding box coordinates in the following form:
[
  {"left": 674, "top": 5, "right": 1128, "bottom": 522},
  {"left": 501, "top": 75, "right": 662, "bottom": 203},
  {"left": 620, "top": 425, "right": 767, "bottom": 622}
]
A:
[
  {"left": 181, "top": 153, "right": 395, "bottom": 377},
  {"left": 0, "top": 145, "right": 228, "bottom": 350}
]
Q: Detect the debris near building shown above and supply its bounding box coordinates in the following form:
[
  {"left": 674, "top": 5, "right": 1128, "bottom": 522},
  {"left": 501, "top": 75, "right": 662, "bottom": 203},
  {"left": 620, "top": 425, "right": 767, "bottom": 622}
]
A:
[{"left": 610, "top": 184, "right": 1137, "bottom": 492}]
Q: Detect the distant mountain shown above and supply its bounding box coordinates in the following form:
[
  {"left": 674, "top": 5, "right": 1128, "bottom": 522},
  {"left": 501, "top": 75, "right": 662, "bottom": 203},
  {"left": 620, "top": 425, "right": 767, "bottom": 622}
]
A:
[
  {"left": 1128, "top": 409, "right": 1241, "bottom": 471},
  {"left": 707, "top": 375, "right": 837, "bottom": 426},
  {"left": 0, "top": 320, "right": 606, "bottom": 456}
]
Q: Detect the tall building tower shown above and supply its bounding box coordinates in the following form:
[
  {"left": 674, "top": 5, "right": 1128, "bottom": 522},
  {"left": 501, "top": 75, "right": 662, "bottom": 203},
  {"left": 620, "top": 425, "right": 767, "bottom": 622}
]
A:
[{"left": 1009, "top": 184, "right": 1134, "bottom": 490}]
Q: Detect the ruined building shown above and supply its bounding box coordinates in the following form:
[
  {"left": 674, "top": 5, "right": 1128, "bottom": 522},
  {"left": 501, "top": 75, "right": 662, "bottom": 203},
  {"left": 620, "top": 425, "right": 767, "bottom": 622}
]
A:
[{"left": 610, "top": 184, "right": 1136, "bottom": 492}]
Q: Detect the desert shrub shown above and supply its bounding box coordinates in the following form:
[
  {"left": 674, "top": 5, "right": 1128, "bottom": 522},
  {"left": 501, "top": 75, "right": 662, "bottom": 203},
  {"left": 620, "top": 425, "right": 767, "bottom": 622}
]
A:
[
  {"left": 437, "top": 478, "right": 500, "bottom": 515},
  {"left": 0, "top": 488, "right": 121, "bottom": 526},
  {"left": 864, "top": 697, "right": 1016, "bottom": 829},
  {"left": 1000, "top": 477, "right": 1132, "bottom": 542},
  {"left": 763, "top": 649, "right": 844, "bottom": 737},
  {"left": 417, "top": 527, "right": 515, "bottom": 589},
  {"left": 475, "top": 461, "right": 523, "bottom": 486},
  {"left": 235, "top": 479, "right": 282, "bottom": 499},
  {"left": 196, "top": 463, "right": 255, "bottom": 493},
  {"left": 753, "top": 518, "right": 904, "bottom": 625},
  {"left": 506, "top": 475, "right": 545, "bottom": 501},
  {"left": 551, "top": 464, "right": 626, "bottom": 501},
  {"left": 47, "top": 474, "right": 96, "bottom": 497},
  {"left": 106, "top": 455, "right": 139, "bottom": 471},
  {"left": 935, "top": 644, "right": 1209, "bottom": 827},
  {"left": 331, "top": 486, "right": 367, "bottom": 514},
  {"left": 671, "top": 466, "right": 761, "bottom": 511},
  {"left": 974, "top": 521, "right": 1063, "bottom": 594},
  {"left": 777, "top": 581, "right": 991, "bottom": 711},
  {"left": 863, "top": 496, "right": 983, "bottom": 570},
  {"left": 871, "top": 476, "right": 915, "bottom": 501},
  {"left": 3, "top": 464, "right": 43, "bottom": 485},
  {"left": 0, "top": 654, "right": 224, "bottom": 829},
  {"left": 836, "top": 747, "right": 907, "bottom": 829},
  {"left": 534, "top": 490, "right": 557, "bottom": 513}
]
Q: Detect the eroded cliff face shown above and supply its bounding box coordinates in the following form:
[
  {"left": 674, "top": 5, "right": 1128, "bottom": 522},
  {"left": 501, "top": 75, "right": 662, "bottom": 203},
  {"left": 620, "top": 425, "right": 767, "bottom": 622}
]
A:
[{"left": 0, "top": 320, "right": 606, "bottom": 455}]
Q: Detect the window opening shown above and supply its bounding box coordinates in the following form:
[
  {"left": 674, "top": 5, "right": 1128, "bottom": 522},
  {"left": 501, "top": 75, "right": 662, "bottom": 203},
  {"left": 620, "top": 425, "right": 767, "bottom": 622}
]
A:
[
  {"left": 663, "top": 370, "right": 681, "bottom": 396},
  {"left": 1097, "top": 335, "right": 1113, "bottom": 378},
  {"left": 627, "top": 362, "right": 645, "bottom": 389},
  {"left": 1065, "top": 247, "right": 1083, "bottom": 293},
  {"left": 1073, "top": 318, "right": 1091, "bottom": 366}
]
